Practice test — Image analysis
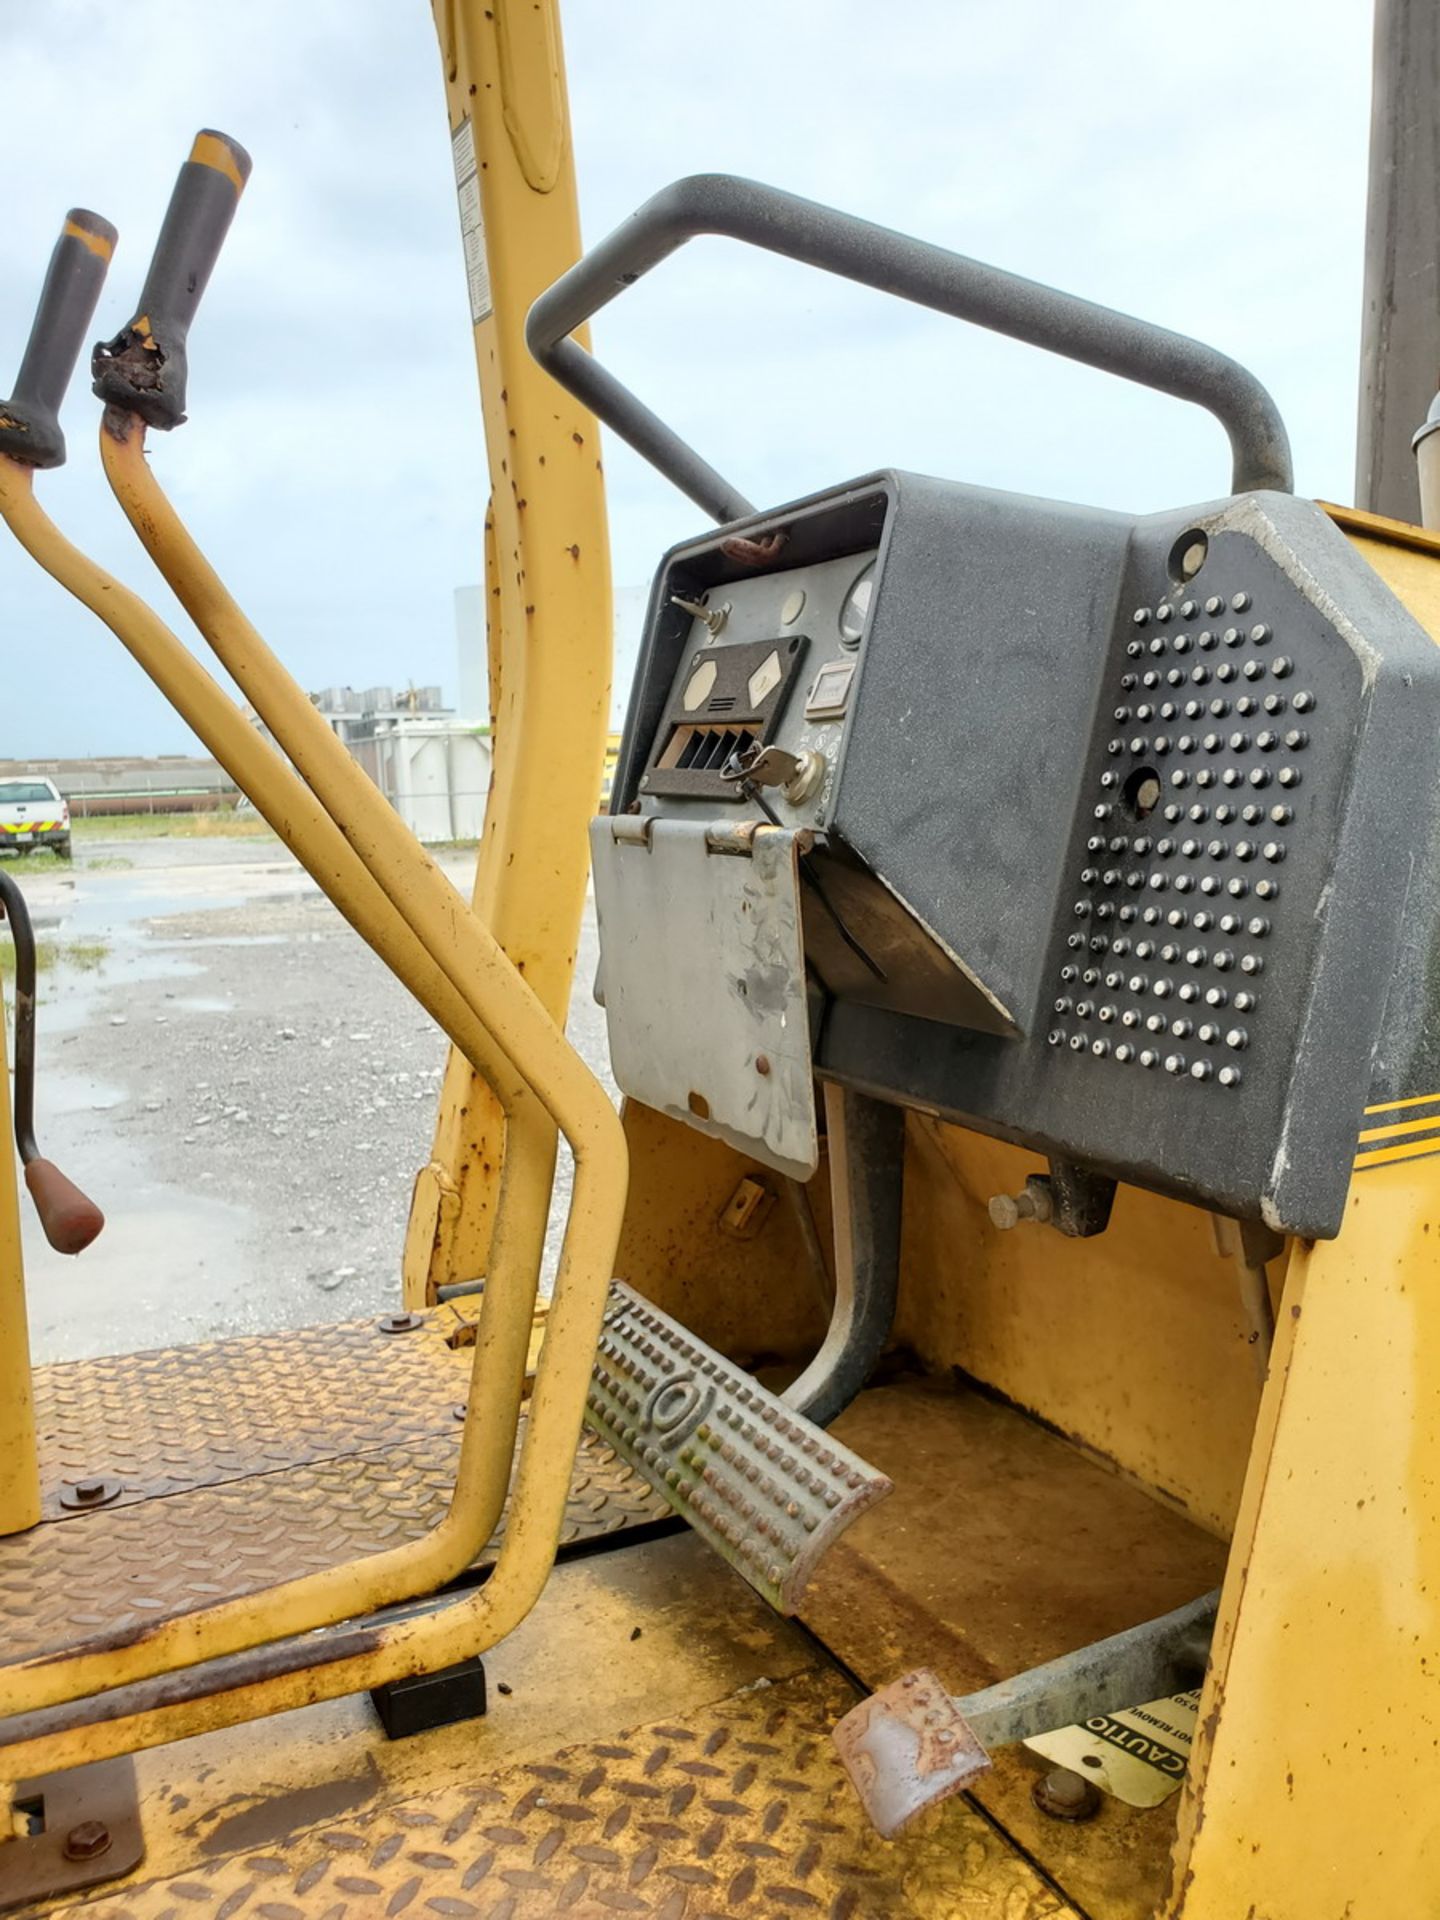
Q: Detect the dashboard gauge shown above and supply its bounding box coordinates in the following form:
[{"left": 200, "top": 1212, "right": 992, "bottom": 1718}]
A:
[{"left": 839, "top": 562, "right": 876, "bottom": 648}]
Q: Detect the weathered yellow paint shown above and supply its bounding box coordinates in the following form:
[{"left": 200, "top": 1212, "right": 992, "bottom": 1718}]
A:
[
  {"left": 1169, "top": 1157, "right": 1440, "bottom": 1917},
  {"left": 617, "top": 1104, "right": 1271, "bottom": 1538},
  {"left": 405, "top": 0, "right": 612, "bottom": 1305},
  {"left": 613, "top": 1099, "right": 831, "bottom": 1364},
  {"left": 0, "top": 447, "right": 626, "bottom": 1732},
  {"left": 899, "top": 1124, "right": 1274, "bottom": 1535},
  {"left": 0, "top": 971, "right": 40, "bottom": 1538},
  {"left": 1328, "top": 497, "right": 1440, "bottom": 645}
]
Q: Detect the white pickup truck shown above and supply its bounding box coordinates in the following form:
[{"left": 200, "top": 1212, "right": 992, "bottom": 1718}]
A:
[{"left": 0, "top": 775, "right": 71, "bottom": 858}]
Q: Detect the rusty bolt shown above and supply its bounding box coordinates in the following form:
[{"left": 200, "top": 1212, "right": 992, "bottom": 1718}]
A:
[
  {"left": 60, "top": 1474, "right": 122, "bottom": 1511},
  {"left": 1032, "top": 1766, "right": 1101, "bottom": 1823},
  {"left": 63, "top": 1820, "right": 112, "bottom": 1861},
  {"left": 755, "top": 1055, "right": 772, "bottom": 1077},
  {"left": 377, "top": 1311, "right": 424, "bottom": 1335}
]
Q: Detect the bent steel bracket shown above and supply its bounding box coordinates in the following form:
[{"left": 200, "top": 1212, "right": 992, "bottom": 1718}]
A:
[{"left": 834, "top": 1588, "right": 1219, "bottom": 1837}]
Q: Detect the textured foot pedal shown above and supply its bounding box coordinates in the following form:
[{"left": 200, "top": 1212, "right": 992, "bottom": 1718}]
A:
[
  {"left": 585, "top": 1280, "right": 891, "bottom": 1613},
  {"left": 832, "top": 1670, "right": 991, "bottom": 1838}
]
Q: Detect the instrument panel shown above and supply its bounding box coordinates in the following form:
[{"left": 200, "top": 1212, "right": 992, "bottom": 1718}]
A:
[{"left": 600, "top": 471, "right": 1440, "bottom": 1236}]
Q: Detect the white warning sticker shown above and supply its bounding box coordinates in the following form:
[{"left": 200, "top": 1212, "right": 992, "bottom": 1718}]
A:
[
  {"left": 1023, "top": 1687, "right": 1200, "bottom": 1809},
  {"left": 451, "top": 116, "right": 491, "bottom": 324}
]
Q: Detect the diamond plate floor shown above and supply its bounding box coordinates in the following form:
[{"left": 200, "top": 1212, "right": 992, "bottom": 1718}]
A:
[
  {"left": 31, "top": 1313, "right": 472, "bottom": 1519},
  {"left": 77, "top": 1668, "right": 1078, "bottom": 1919},
  {"left": 2, "top": 1315, "right": 670, "bottom": 1667}
]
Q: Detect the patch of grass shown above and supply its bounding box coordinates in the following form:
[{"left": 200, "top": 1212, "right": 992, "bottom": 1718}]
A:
[
  {"left": 0, "top": 935, "right": 110, "bottom": 977},
  {"left": 0, "top": 848, "right": 67, "bottom": 872},
  {"left": 70, "top": 809, "right": 274, "bottom": 842},
  {"left": 85, "top": 855, "right": 135, "bottom": 871}
]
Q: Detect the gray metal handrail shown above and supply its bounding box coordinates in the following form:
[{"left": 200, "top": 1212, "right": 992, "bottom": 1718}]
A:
[{"left": 527, "top": 173, "right": 1294, "bottom": 520}]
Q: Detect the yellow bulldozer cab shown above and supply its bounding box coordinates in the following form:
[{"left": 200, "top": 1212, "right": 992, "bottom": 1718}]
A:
[{"left": 0, "top": 8, "right": 1436, "bottom": 1918}]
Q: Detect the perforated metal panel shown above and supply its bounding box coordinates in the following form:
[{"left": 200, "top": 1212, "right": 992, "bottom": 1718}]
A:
[{"left": 1047, "top": 536, "right": 1343, "bottom": 1099}]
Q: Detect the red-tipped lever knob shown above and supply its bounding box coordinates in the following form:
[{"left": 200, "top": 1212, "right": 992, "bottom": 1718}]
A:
[
  {"left": 0, "top": 871, "right": 104, "bottom": 1255},
  {"left": 24, "top": 1159, "right": 105, "bottom": 1256}
]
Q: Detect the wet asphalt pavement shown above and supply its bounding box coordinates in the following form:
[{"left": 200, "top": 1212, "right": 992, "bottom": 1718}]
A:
[{"left": 7, "top": 836, "right": 613, "bottom": 1363}]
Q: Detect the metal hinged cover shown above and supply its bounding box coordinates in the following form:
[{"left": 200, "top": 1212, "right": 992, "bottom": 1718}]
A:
[{"left": 590, "top": 817, "right": 817, "bottom": 1178}]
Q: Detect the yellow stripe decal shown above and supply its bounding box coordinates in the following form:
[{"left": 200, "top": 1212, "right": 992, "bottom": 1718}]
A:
[
  {"left": 63, "top": 218, "right": 113, "bottom": 263},
  {"left": 1357, "top": 1111, "right": 1440, "bottom": 1145},
  {"left": 1355, "top": 1134, "right": 1440, "bottom": 1171},
  {"left": 189, "top": 132, "right": 247, "bottom": 194},
  {"left": 1363, "top": 1091, "right": 1440, "bottom": 1116}
]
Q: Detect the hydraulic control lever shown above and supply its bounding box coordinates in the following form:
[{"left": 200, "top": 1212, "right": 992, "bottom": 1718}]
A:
[
  {"left": 0, "top": 208, "right": 114, "bottom": 1256},
  {"left": 0, "top": 208, "right": 116, "bottom": 470},
  {"left": 0, "top": 874, "right": 104, "bottom": 1254}
]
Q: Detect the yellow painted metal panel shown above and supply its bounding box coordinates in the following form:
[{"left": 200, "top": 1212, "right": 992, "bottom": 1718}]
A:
[
  {"left": 0, "top": 972, "right": 40, "bottom": 1536},
  {"left": 898, "top": 1123, "right": 1270, "bottom": 1536},
  {"left": 1170, "top": 1157, "right": 1440, "bottom": 1917},
  {"left": 409, "top": 0, "right": 613, "bottom": 1302}
]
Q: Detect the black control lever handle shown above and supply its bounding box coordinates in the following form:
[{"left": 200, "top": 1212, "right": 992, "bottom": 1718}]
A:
[
  {"left": 0, "top": 211, "right": 118, "bottom": 470},
  {"left": 527, "top": 173, "right": 1294, "bottom": 522},
  {"left": 92, "top": 129, "right": 251, "bottom": 431},
  {"left": 0, "top": 873, "right": 104, "bottom": 1255}
]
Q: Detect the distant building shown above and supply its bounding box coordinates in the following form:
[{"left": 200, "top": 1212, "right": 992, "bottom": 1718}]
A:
[
  {"left": 253, "top": 686, "right": 493, "bottom": 845},
  {"left": 0, "top": 754, "right": 236, "bottom": 816}
]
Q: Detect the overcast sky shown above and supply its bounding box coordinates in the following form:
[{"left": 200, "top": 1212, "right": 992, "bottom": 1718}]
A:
[{"left": 0, "top": 0, "right": 1372, "bottom": 759}]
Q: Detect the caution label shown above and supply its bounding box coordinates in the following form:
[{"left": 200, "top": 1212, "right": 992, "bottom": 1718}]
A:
[
  {"left": 1023, "top": 1687, "right": 1201, "bottom": 1809},
  {"left": 451, "top": 116, "right": 492, "bottom": 324}
]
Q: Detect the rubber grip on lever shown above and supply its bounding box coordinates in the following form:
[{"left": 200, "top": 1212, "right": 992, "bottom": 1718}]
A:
[
  {"left": 92, "top": 129, "right": 252, "bottom": 431},
  {"left": 0, "top": 210, "right": 118, "bottom": 469},
  {"left": 24, "top": 1158, "right": 105, "bottom": 1256}
]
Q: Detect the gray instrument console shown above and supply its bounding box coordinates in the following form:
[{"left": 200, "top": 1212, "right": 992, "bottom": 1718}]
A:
[{"left": 595, "top": 471, "right": 1440, "bottom": 1237}]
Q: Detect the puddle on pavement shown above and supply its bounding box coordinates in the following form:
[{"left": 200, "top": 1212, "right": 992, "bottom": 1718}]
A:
[
  {"left": 21, "top": 1063, "right": 257, "bottom": 1363},
  {"left": 23, "top": 1180, "right": 254, "bottom": 1364}
]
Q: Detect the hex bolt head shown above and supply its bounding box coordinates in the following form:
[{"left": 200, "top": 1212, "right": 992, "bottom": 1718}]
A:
[
  {"left": 987, "top": 1179, "right": 1054, "bottom": 1231},
  {"left": 377, "top": 1311, "right": 424, "bottom": 1335},
  {"left": 988, "top": 1193, "right": 1022, "bottom": 1230},
  {"left": 1032, "top": 1766, "right": 1102, "bottom": 1822},
  {"left": 63, "top": 1820, "right": 112, "bottom": 1861},
  {"left": 59, "top": 1474, "right": 122, "bottom": 1511}
]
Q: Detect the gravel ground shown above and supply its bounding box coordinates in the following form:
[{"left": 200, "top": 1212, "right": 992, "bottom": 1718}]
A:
[{"left": 9, "top": 836, "right": 613, "bottom": 1362}]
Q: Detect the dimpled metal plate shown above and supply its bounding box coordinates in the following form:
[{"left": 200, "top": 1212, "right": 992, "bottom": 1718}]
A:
[
  {"left": 77, "top": 1669, "right": 1078, "bottom": 1919},
  {"left": 585, "top": 1281, "right": 892, "bottom": 1613},
  {"left": 0, "top": 1427, "right": 671, "bottom": 1667},
  {"left": 1, "top": 1320, "right": 669, "bottom": 1668},
  {"left": 32, "top": 1316, "right": 470, "bottom": 1518}
]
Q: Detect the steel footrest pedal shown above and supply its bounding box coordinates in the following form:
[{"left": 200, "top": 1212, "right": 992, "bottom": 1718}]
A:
[{"left": 584, "top": 1280, "right": 892, "bottom": 1613}]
